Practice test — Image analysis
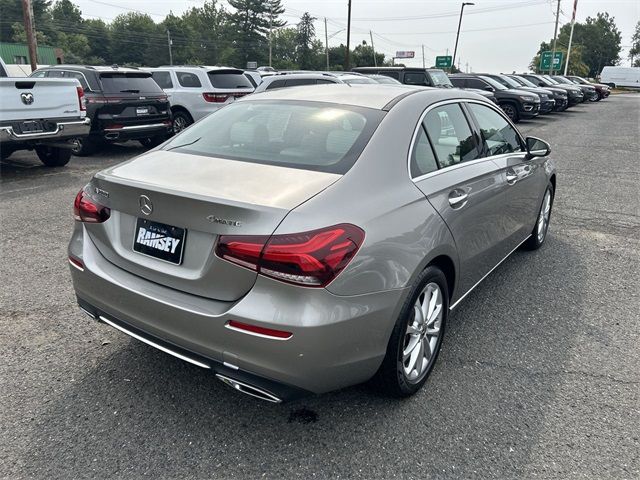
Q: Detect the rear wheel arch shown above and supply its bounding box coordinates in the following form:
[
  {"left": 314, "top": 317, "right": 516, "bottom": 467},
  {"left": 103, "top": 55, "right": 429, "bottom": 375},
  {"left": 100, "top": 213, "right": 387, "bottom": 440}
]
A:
[
  {"left": 170, "top": 105, "right": 193, "bottom": 120},
  {"left": 426, "top": 255, "right": 456, "bottom": 301}
]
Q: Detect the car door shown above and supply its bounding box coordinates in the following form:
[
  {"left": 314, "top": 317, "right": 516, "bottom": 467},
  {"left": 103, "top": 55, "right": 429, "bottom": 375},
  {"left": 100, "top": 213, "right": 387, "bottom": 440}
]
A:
[
  {"left": 174, "top": 71, "right": 203, "bottom": 120},
  {"left": 411, "top": 101, "right": 510, "bottom": 297},
  {"left": 465, "top": 101, "right": 547, "bottom": 246}
]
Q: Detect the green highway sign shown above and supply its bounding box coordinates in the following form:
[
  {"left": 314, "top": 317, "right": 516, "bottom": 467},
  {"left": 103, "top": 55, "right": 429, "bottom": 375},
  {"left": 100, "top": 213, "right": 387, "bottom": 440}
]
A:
[
  {"left": 435, "top": 56, "right": 452, "bottom": 68},
  {"left": 540, "top": 51, "right": 563, "bottom": 71}
]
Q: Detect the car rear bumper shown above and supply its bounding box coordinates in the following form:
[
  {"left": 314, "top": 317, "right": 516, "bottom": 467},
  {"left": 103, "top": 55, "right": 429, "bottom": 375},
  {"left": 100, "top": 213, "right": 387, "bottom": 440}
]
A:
[
  {"left": 0, "top": 117, "right": 90, "bottom": 144},
  {"left": 102, "top": 121, "right": 173, "bottom": 141},
  {"left": 69, "top": 225, "right": 405, "bottom": 397}
]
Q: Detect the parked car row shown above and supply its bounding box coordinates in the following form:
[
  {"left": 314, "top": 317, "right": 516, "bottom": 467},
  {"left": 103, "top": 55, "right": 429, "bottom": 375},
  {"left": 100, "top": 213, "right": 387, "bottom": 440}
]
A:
[{"left": 1, "top": 60, "right": 613, "bottom": 165}]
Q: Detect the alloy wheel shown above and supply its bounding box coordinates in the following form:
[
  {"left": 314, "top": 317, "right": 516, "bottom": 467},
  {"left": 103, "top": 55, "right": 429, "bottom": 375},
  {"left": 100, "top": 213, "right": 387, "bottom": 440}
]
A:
[
  {"left": 502, "top": 104, "right": 516, "bottom": 120},
  {"left": 537, "top": 190, "right": 552, "bottom": 243},
  {"left": 173, "top": 116, "right": 188, "bottom": 133},
  {"left": 402, "top": 282, "right": 443, "bottom": 382}
]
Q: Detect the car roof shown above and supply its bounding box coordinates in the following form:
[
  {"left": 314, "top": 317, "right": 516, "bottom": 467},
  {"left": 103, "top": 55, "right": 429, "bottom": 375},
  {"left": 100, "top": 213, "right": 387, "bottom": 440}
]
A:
[
  {"left": 243, "top": 84, "right": 440, "bottom": 110},
  {"left": 353, "top": 66, "right": 443, "bottom": 72},
  {"left": 43, "top": 65, "right": 144, "bottom": 73},
  {"left": 261, "top": 73, "right": 342, "bottom": 82}
]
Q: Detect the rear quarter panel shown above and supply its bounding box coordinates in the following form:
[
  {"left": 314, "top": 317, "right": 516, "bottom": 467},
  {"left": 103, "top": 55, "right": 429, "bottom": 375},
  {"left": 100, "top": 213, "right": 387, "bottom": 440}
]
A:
[{"left": 274, "top": 89, "right": 462, "bottom": 298}]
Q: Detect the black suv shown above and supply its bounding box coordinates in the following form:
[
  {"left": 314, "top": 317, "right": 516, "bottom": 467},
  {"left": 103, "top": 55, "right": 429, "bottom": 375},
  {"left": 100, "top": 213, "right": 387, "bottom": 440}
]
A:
[
  {"left": 479, "top": 73, "right": 556, "bottom": 114},
  {"left": 516, "top": 73, "right": 583, "bottom": 106},
  {"left": 449, "top": 74, "right": 540, "bottom": 122},
  {"left": 352, "top": 66, "right": 453, "bottom": 87},
  {"left": 352, "top": 66, "right": 498, "bottom": 103},
  {"left": 31, "top": 65, "right": 173, "bottom": 155},
  {"left": 505, "top": 74, "right": 569, "bottom": 111}
]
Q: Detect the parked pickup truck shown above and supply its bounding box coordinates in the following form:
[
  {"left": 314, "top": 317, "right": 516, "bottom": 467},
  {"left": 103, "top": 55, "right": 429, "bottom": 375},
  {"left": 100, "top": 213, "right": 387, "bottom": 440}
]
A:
[{"left": 0, "top": 58, "right": 90, "bottom": 167}]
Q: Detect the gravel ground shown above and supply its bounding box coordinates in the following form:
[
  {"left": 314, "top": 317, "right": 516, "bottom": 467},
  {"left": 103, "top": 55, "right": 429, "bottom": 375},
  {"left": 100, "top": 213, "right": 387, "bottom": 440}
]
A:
[{"left": 1, "top": 94, "right": 639, "bottom": 479}]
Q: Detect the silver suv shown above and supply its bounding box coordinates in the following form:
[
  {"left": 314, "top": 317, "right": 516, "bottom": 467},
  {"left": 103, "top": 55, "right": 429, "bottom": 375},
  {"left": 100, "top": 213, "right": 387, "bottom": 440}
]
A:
[{"left": 147, "top": 66, "right": 254, "bottom": 132}]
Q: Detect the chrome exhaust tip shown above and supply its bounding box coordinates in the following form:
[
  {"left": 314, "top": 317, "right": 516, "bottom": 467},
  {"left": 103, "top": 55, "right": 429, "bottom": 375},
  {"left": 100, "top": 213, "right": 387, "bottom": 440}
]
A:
[
  {"left": 104, "top": 132, "right": 120, "bottom": 140},
  {"left": 215, "top": 374, "right": 282, "bottom": 403}
]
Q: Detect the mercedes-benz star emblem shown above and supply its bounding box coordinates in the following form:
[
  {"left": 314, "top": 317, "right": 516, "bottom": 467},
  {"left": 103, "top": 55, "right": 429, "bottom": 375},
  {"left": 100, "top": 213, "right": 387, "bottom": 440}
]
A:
[
  {"left": 21, "top": 92, "right": 34, "bottom": 105},
  {"left": 139, "top": 195, "right": 153, "bottom": 215}
]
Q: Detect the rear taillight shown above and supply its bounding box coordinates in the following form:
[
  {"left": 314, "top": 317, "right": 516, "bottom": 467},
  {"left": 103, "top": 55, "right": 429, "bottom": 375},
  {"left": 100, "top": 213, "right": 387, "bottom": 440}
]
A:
[
  {"left": 76, "top": 86, "right": 86, "bottom": 111},
  {"left": 73, "top": 189, "right": 110, "bottom": 223},
  {"left": 202, "top": 92, "right": 229, "bottom": 103},
  {"left": 216, "top": 224, "right": 365, "bottom": 287}
]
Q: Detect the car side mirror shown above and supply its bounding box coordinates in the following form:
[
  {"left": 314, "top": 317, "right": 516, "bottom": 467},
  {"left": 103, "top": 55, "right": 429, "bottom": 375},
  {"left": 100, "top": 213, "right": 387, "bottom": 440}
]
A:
[
  {"left": 525, "top": 136, "right": 551, "bottom": 159},
  {"left": 484, "top": 86, "right": 495, "bottom": 92}
]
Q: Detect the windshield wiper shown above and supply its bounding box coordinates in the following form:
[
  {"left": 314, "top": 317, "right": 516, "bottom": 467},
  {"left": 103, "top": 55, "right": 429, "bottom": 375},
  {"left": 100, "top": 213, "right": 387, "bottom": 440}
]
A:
[
  {"left": 120, "top": 89, "right": 140, "bottom": 93},
  {"left": 165, "top": 137, "right": 202, "bottom": 151}
]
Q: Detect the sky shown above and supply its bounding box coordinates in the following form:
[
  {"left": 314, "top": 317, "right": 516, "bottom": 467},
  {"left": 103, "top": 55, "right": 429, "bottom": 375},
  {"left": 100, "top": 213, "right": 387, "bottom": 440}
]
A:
[{"left": 74, "top": 0, "right": 640, "bottom": 72}]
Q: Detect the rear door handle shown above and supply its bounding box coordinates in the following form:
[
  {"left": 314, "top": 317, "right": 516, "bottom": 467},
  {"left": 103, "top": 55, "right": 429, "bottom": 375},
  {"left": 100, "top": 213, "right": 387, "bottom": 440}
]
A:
[
  {"left": 448, "top": 189, "right": 468, "bottom": 208},
  {"left": 506, "top": 169, "right": 518, "bottom": 184}
]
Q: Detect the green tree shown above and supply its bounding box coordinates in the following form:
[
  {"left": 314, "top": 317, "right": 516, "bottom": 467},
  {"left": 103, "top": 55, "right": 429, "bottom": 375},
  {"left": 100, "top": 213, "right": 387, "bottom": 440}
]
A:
[
  {"left": 271, "top": 27, "right": 298, "bottom": 69},
  {"left": 295, "top": 12, "right": 318, "bottom": 69},
  {"left": 83, "top": 18, "right": 111, "bottom": 64},
  {"left": 0, "top": 0, "right": 52, "bottom": 42},
  {"left": 109, "top": 12, "right": 160, "bottom": 66},
  {"left": 629, "top": 21, "right": 640, "bottom": 67},
  {"left": 181, "top": 0, "right": 232, "bottom": 65},
  {"left": 228, "top": 0, "right": 284, "bottom": 67},
  {"left": 531, "top": 12, "right": 622, "bottom": 77}
]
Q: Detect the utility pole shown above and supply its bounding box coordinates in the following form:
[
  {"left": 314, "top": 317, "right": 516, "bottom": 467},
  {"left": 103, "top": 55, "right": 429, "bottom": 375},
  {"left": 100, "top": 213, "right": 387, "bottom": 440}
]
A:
[
  {"left": 452, "top": 2, "right": 474, "bottom": 73},
  {"left": 325, "top": 18, "right": 329, "bottom": 70},
  {"left": 564, "top": 0, "right": 578, "bottom": 75},
  {"left": 370, "top": 30, "right": 377, "bottom": 67},
  {"left": 268, "top": 10, "right": 273, "bottom": 68},
  {"left": 550, "top": 0, "right": 561, "bottom": 75},
  {"left": 166, "top": 29, "right": 173, "bottom": 66},
  {"left": 345, "top": 0, "right": 352, "bottom": 71},
  {"left": 21, "top": 0, "right": 38, "bottom": 72},
  {"left": 422, "top": 44, "right": 425, "bottom": 68}
]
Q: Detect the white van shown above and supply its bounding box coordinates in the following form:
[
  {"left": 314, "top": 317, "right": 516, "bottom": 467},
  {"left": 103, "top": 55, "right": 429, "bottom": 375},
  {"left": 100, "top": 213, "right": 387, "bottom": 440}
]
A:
[{"left": 599, "top": 66, "right": 640, "bottom": 89}]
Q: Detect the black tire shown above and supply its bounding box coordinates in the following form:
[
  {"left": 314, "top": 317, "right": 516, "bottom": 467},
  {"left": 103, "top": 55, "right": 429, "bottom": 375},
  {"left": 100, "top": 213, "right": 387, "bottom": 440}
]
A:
[
  {"left": 139, "top": 136, "right": 166, "bottom": 148},
  {"left": 373, "top": 266, "right": 449, "bottom": 397},
  {"left": 35, "top": 146, "right": 72, "bottom": 167},
  {"left": 1, "top": 145, "right": 15, "bottom": 160},
  {"left": 172, "top": 110, "right": 193, "bottom": 133},
  {"left": 523, "top": 182, "right": 554, "bottom": 250},
  {"left": 500, "top": 102, "right": 520, "bottom": 123},
  {"left": 71, "top": 136, "right": 98, "bottom": 157}
]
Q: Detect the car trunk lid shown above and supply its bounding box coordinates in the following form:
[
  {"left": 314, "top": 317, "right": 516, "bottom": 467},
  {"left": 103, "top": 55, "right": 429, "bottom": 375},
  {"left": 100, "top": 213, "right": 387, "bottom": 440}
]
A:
[{"left": 85, "top": 150, "right": 341, "bottom": 301}]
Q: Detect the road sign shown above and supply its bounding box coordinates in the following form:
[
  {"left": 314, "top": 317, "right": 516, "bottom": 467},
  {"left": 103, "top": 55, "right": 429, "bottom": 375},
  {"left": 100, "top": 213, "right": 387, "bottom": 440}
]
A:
[
  {"left": 435, "top": 56, "right": 452, "bottom": 68},
  {"left": 246, "top": 61, "right": 258, "bottom": 69},
  {"left": 540, "top": 51, "right": 563, "bottom": 71},
  {"left": 395, "top": 51, "right": 415, "bottom": 59}
]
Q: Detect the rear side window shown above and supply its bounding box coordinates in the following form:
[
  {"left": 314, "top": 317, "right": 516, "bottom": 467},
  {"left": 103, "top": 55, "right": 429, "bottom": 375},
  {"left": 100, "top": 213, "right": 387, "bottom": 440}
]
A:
[
  {"left": 177, "top": 72, "right": 201, "bottom": 88},
  {"left": 208, "top": 70, "right": 253, "bottom": 89},
  {"left": 410, "top": 125, "right": 438, "bottom": 177},
  {"left": 404, "top": 72, "right": 427, "bottom": 85},
  {"left": 466, "top": 78, "right": 490, "bottom": 89},
  {"left": 467, "top": 103, "right": 523, "bottom": 156},
  {"left": 163, "top": 100, "right": 385, "bottom": 174},
  {"left": 99, "top": 73, "right": 164, "bottom": 94},
  {"left": 285, "top": 78, "right": 317, "bottom": 87},
  {"left": 449, "top": 77, "right": 465, "bottom": 88},
  {"left": 67, "top": 71, "right": 89, "bottom": 90},
  {"left": 316, "top": 79, "right": 336, "bottom": 84},
  {"left": 266, "top": 79, "right": 286, "bottom": 90},
  {"left": 423, "top": 103, "right": 478, "bottom": 168},
  {"left": 380, "top": 71, "right": 400, "bottom": 80},
  {"left": 152, "top": 71, "right": 173, "bottom": 89}
]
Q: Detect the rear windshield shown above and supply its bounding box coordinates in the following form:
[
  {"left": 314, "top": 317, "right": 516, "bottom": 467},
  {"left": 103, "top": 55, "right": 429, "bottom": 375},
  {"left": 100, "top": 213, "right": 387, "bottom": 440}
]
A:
[
  {"left": 207, "top": 70, "right": 254, "bottom": 89},
  {"left": 100, "top": 73, "right": 163, "bottom": 94},
  {"left": 162, "top": 100, "right": 385, "bottom": 174}
]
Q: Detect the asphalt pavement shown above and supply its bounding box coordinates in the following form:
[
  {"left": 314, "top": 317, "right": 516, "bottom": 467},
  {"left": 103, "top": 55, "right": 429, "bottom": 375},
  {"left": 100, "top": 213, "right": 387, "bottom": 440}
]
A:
[{"left": 1, "top": 94, "right": 639, "bottom": 479}]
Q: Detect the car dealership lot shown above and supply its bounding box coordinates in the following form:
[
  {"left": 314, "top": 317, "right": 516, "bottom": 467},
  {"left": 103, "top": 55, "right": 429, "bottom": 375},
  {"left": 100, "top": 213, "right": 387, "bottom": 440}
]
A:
[{"left": 1, "top": 95, "right": 638, "bottom": 478}]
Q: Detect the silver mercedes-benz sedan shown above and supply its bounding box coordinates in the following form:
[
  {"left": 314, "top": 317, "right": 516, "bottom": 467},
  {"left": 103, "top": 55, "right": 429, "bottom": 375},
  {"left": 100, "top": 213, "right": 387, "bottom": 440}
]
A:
[{"left": 69, "top": 85, "right": 556, "bottom": 403}]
